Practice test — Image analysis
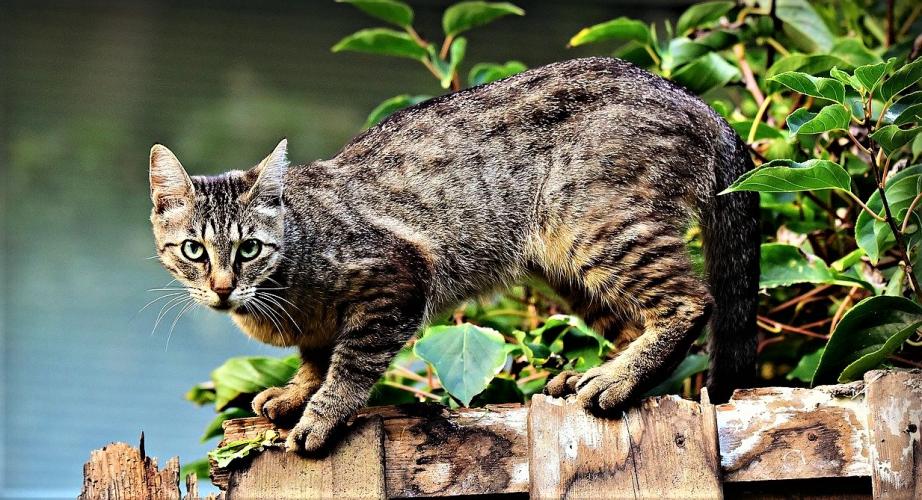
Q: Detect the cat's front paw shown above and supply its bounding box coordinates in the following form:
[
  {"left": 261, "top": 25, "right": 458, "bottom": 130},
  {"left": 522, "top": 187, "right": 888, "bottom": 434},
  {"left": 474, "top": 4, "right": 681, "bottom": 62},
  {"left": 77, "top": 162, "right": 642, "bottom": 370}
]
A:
[
  {"left": 574, "top": 364, "right": 634, "bottom": 415},
  {"left": 285, "top": 409, "right": 337, "bottom": 455},
  {"left": 252, "top": 385, "right": 314, "bottom": 425}
]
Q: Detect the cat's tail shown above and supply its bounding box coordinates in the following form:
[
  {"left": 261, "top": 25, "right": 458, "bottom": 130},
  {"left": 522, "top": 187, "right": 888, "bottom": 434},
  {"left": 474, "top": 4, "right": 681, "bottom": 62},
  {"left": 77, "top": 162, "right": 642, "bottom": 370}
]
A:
[{"left": 701, "top": 127, "right": 760, "bottom": 403}]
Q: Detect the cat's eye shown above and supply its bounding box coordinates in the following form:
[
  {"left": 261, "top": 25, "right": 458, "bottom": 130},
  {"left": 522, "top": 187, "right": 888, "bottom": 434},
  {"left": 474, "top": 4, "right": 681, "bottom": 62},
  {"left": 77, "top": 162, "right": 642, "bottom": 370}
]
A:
[
  {"left": 181, "top": 240, "right": 207, "bottom": 262},
  {"left": 237, "top": 239, "right": 262, "bottom": 262}
]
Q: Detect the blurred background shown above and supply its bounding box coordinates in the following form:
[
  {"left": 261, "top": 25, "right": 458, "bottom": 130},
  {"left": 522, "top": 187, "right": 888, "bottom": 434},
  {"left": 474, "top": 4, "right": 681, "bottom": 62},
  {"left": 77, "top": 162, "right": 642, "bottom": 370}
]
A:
[{"left": 0, "top": 1, "right": 690, "bottom": 497}]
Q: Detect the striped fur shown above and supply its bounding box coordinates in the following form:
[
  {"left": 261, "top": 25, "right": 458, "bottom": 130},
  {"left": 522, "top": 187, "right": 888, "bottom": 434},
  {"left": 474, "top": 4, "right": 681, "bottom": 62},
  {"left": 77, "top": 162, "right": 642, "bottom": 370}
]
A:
[{"left": 149, "top": 57, "right": 759, "bottom": 453}]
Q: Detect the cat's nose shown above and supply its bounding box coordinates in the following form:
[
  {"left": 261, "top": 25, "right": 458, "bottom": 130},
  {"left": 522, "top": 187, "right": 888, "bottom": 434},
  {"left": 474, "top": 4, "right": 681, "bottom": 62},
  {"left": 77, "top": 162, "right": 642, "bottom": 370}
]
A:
[{"left": 212, "top": 286, "right": 233, "bottom": 301}]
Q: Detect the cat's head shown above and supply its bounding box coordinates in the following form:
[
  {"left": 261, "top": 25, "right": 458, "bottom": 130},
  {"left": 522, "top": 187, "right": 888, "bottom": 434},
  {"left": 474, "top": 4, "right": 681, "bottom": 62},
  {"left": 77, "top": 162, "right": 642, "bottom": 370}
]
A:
[{"left": 149, "top": 139, "right": 288, "bottom": 312}]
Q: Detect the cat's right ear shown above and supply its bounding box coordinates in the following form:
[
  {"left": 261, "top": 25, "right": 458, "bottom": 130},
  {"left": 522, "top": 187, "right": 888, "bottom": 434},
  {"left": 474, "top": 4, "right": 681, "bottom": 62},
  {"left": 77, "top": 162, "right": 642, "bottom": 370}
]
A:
[{"left": 149, "top": 144, "right": 194, "bottom": 214}]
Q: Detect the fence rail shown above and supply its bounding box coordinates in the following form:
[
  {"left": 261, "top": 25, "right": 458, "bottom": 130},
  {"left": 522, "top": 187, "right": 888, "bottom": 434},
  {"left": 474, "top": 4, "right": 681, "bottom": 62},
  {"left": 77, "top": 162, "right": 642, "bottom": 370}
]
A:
[{"left": 80, "top": 369, "right": 921, "bottom": 499}]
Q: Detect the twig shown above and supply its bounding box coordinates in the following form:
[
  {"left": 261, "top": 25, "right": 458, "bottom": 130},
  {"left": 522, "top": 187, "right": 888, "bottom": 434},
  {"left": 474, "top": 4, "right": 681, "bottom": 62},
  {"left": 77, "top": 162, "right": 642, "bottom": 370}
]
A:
[
  {"left": 734, "top": 43, "right": 765, "bottom": 107},
  {"left": 381, "top": 381, "right": 441, "bottom": 401},
  {"left": 901, "top": 192, "right": 922, "bottom": 233},
  {"left": 516, "top": 370, "right": 549, "bottom": 386},
  {"left": 841, "top": 190, "right": 887, "bottom": 222},
  {"left": 439, "top": 35, "right": 454, "bottom": 59},
  {"left": 758, "top": 315, "right": 829, "bottom": 340},
  {"left": 899, "top": 5, "right": 922, "bottom": 39},
  {"left": 829, "top": 286, "right": 860, "bottom": 334},
  {"left": 886, "top": 0, "right": 895, "bottom": 47},
  {"left": 768, "top": 284, "right": 833, "bottom": 314},
  {"left": 889, "top": 354, "right": 922, "bottom": 369}
]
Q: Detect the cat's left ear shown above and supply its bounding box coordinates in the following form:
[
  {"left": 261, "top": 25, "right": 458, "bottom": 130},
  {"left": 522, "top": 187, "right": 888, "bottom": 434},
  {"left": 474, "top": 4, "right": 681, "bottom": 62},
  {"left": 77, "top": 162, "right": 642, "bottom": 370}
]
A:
[{"left": 246, "top": 138, "right": 289, "bottom": 205}]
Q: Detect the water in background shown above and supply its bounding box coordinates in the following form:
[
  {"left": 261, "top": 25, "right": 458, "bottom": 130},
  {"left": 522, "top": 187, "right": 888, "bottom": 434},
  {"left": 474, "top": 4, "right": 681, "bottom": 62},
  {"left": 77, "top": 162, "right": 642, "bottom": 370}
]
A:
[{"left": 0, "top": 1, "right": 681, "bottom": 496}]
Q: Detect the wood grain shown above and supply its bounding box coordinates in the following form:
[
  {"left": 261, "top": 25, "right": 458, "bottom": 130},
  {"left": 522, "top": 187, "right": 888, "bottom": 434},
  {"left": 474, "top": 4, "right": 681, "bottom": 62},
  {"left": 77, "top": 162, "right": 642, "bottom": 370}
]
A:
[
  {"left": 717, "top": 384, "right": 870, "bottom": 482},
  {"left": 79, "top": 438, "right": 181, "bottom": 500},
  {"left": 224, "top": 415, "right": 385, "bottom": 499},
  {"left": 528, "top": 394, "right": 722, "bottom": 499},
  {"left": 864, "top": 369, "right": 921, "bottom": 499}
]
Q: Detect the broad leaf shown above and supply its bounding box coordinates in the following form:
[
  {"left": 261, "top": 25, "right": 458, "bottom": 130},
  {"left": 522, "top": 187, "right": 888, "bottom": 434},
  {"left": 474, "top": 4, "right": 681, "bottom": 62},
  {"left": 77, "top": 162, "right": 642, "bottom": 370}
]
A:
[
  {"left": 894, "top": 103, "right": 922, "bottom": 126},
  {"left": 569, "top": 17, "right": 652, "bottom": 47},
  {"left": 760, "top": 243, "right": 834, "bottom": 288},
  {"left": 442, "top": 1, "right": 524, "bottom": 37},
  {"left": 643, "top": 354, "right": 709, "bottom": 396},
  {"left": 787, "top": 348, "right": 824, "bottom": 383},
  {"left": 786, "top": 105, "right": 851, "bottom": 134},
  {"left": 870, "top": 125, "right": 922, "bottom": 156},
  {"left": 829, "top": 39, "right": 882, "bottom": 68},
  {"left": 364, "top": 94, "right": 430, "bottom": 127},
  {"left": 676, "top": 1, "right": 734, "bottom": 35},
  {"left": 766, "top": 54, "right": 852, "bottom": 80},
  {"left": 770, "top": 72, "right": 845, "bottom": 103},
  {"left": 722, "top": 159, "right": 851, "bottom": 194},
  {"left": 663, "top": 37, "right": 712, "bottom": 71},
  {"left": 180, "top": 458, "right": 211, "bottom": 481},
  {"left": 211, "top": 355, "right": 299, "bottom": 411},
  {"left": 776, "top": 0, "right": 834, "bottom": 52},
  {"left": 813, "top": 296, "right": 922, "bottom": 384},
  {"left": 853, "top": 59, "right": 893, "bottom": 93},
  {"left": 468, "top": 60, "right": 527, "bottom": 86},
  {"left": 332, "top": 28, "right": 428, "bottom": 60},
  {"left": 414, "top": 323, "right": 507, "bottom": 406},
  {"left": 671, "top": 52, "right": 740, "bottom": 95},
  {"left": 336, "top": 0, "right": 413, "bottom": 28},
  {"left": 440, "top": 37, "right": 467, "bottom": 89},
  {"left": 855, "top": 165, "right": 922, "bottom": 263},
  {"left": 208, "top": 430, "right": 279, "bottom": 468},
  {"left": 880, "top": 58, "right": 922, "bottom": 103}
]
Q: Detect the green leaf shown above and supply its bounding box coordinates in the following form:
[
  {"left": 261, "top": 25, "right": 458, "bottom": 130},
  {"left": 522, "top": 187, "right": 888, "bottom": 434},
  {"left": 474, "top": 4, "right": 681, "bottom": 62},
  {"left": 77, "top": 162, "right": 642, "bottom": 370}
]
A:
[
  {"left": 185, "top": 382, "right": 216, "bottom": 406},
  {"left": 671, "top": 52, "right": 740, "bottom": 95},
  {"left": 855, "top": 165, "right": 922, "bottom": 263},
  {"left": 643, "top": 354, "right": 709, "bottom": 396},
  {"left": 180, "top": 458, "right": 211, "bottom": 481},
  {"left": 776, "top": 0, "right": 834, "bottom": 52},
  {"left": 813, "top": 296, "right": 922, "bottom": 384},
  {"left": 414, "top": 323, "right": 507, "bottom": 406},
  {"left": 769, "top": 72, "right": 846, "bottom": 103},
  {"left": 442, "top": 1, "right": 524, "bottom": 37},
  {"left": 829, "top": 39, "right": 882, "bottom": 68},
  {"left": 766, "top": 54, "right": 852, "bottom": 80},
  {"left": 468, "top": 60, "right": 527, "bottom": 86},
  {"left": 663, "top": 37, "right": 712, "bottom": 71},
  {"left": 568, "top": 17, "right": 652, "bottom": 47},
  {"left": 201, "top": 408, "right": 252, "bottom": 442},
  {"left": 760, "top": 243, "right": 834, "bottom": 288},
  {"left": 880, "top": 58, "right": 922, "bottom": 103},
  {"left": 336, "top": 0, "right": 413, "bottom": 28},
  {"left": 439, "top": 37, "right": 467, "bottom": 89},
  {"left": 787, "top": 348, "right": 824, "bottom": 383},
  {"left": 786, "top": 105, "right": 851, "bottom": 134},
  {"left": 676, "top": 1, "right": 734, "bottom": 35},
  {"left": 870, "top": 125, "right": 922, "bottom": 156},
  {"left": 332, "top": 28, "right": 428, "bottom": 60},
  {"left": 470, "top": 376, "right": 525, "bottom": 405},
  {"left": 853, "top": 59, "right": 892, "bottom": 93},
  {"left": 730, "top": 120, "right": 785, "bottom": 140},
  {"left": 364, "top": 94, "right": 430, "bottom": 128},
  {"left": 211, "top": 355, "right": 299, "bottom": 411},
  {"left": 831, "top": 248, "right": 865, "bottom": 272},
  {"left": 722, "top": 159, "right": 852, "bottom": 194},
  {"left": 894, "top": 103, "right": 922, "bottom": 126},
  {"left": 208, "top": 429, "right": 279, "bottom": 468}
]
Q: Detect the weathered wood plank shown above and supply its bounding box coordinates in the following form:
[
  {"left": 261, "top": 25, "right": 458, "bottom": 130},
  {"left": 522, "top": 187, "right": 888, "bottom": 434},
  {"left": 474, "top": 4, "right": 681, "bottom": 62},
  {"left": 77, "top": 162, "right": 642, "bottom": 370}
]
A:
[
  {"left": 79, "top": 436, "right": 181, "bottom": 500},
  {"left": 224, "top": 415, "right": 385, "bottom": 499},
  {"left": 864, "top": 369, "right": 922, "bottom": 499},
  {"left": 528, "top": 394, "right": 722, "bottom": 499},
  {"left": 716, "top": 384, "right": 869, "bottom": 482}
]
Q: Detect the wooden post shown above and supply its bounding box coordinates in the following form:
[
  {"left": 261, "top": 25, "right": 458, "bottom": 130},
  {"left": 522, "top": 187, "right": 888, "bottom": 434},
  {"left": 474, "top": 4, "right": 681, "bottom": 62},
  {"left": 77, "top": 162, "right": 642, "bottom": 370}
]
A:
[
  {"left": 79, "top": 434, "right": 181, "bottom": 500},
  {"left": 865, "top": 369, "right": 921, "bottom": 499},
  {"left": 528, "top": 394, "right": 722, "bottom": 499},
  {"left": 224, "top": 416, "right": 386, "bottom": 499}
]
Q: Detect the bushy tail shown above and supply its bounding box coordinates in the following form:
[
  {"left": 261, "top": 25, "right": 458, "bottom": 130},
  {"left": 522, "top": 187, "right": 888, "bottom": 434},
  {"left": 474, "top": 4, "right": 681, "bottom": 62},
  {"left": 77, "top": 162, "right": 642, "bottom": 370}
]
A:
[{"left": 701, "top": 128, "right": 760, "bottom": 403}]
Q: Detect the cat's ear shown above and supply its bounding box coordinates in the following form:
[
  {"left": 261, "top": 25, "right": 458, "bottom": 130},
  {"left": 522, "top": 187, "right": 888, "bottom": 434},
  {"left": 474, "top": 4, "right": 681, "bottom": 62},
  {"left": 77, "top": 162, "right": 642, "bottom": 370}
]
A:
[
  {"left": 246, "top": 138, "right": 289, "bottom": 205},
  {"left": 149, "top": 144, "right": 194, "bottom": 213}
]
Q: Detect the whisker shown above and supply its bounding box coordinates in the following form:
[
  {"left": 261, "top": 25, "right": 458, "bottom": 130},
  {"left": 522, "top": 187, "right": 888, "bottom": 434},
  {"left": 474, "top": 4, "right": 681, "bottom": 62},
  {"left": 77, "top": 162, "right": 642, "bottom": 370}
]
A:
[
  {"left": 165, "top": 300, "right": 196, "bottom": 351},
  {"left": 257, "top": 293, "right": 303, "bottom": 334},
  {"left": 147, "top": 287, "right": 188, "bottom": 292},
  {"left": 151, "top": 296, "right": 190, "bottom": 337},
  {"left": 136, "top": 292, "right": 184, "bottom": 316},
  {"left": 249, "top": 298, "right": 287, "bottom": 344}
]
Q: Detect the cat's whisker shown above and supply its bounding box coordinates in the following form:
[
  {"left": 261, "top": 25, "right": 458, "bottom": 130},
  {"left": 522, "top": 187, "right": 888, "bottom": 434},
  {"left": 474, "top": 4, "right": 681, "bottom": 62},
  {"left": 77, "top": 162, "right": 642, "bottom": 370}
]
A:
[
  {"left": 147, "top": 287, "right": 188, "bottom": 292},
  {"left": 151, "top": 296, "right": 191, "bottom": 337},
  {"left": 165, "top": 300, "right": 196, "bottom": 351},
  {"left": 137, "top": 292, "right": 185, "bottom": 315},
  {"left": 257, "top": 293, "right": 303, "bottom": 334},
  {"left": 248, "top": 297, "right": 288, "bottom": 344}
]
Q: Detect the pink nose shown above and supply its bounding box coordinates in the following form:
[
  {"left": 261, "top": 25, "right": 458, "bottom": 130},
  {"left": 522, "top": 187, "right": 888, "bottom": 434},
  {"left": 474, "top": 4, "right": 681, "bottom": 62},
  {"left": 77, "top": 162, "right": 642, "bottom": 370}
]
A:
[{"left": 212, "top": 286, "right": 233, "bottom": 301}]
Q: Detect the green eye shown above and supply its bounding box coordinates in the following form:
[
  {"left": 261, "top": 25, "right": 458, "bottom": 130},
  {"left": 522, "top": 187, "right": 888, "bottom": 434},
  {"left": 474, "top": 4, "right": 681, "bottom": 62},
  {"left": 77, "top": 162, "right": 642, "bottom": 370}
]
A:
[
  {"left": 238, "top": 239, "right": 262, "bottom": 261},
  {"left": 181, "top": 240, "right": 206, "bottom": 262}
]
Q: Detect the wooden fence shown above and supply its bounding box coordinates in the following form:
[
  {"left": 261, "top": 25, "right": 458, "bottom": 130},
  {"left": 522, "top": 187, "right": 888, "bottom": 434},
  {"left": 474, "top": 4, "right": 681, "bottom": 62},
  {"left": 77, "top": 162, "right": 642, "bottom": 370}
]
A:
[{"left": 81, "top": 369, "right": 921, "bottom": 499}]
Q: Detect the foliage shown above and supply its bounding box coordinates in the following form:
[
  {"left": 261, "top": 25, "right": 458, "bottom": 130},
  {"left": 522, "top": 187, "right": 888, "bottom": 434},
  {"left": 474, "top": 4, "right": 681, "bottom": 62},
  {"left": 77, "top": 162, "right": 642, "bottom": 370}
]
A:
[{"left": 185, "top": 0, "right": 922, "bottom": 474}]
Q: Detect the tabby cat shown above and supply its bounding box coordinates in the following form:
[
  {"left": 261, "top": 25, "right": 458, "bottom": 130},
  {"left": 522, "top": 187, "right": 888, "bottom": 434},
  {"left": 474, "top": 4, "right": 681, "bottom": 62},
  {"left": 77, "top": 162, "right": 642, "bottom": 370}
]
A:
[{"left": 149, "top": 57, "right": 759, "bottom": 453}]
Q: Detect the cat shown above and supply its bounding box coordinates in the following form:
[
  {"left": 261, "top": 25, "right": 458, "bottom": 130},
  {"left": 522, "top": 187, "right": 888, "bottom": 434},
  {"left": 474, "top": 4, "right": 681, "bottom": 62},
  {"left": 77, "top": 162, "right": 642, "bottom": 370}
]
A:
[{"left": 149, "top": 57, "right": 759, "bottom": 454}]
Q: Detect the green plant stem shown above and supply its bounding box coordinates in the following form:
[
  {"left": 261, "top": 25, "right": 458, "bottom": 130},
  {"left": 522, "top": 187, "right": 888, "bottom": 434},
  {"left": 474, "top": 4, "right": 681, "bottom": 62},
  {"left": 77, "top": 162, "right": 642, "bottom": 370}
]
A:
[
  {"left": 644, "top": 44, "right": 661, "bottom": 66},
  {"left": 868, "top": 143, "right": 922, "bottom": 300},
  {"left": 842, "top": 190, "right": 887, "bottom": 222},
  {"left": 901, "top": 192, "right": 922, "bottom": 233},
  {"left": 406, "top": 26, "right": 427, "bottom": 47},
  {"left": 439, "top": 35, "right": 454, "bottom": 59},
  {"left": 748, "top": 94, "right": 773, "bottom": 143}
]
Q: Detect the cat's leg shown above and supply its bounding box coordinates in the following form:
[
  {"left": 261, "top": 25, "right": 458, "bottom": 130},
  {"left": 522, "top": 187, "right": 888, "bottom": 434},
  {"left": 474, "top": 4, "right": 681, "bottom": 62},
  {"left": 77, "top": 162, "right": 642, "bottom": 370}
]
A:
[
  {"left": 252, "top": 347, "right": 330, "bottom": 425},
  {"left": 286, "top": 295, "right": 426, "bottom": 453},
  {"left": 556, "top": 221, "right": 713, "bottom": 414}
]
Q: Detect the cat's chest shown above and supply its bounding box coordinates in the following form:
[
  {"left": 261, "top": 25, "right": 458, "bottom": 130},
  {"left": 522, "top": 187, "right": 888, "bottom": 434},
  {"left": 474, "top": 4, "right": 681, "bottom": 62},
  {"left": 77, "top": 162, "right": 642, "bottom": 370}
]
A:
[{"left": 230, "top": 309, "right": 334, "bottom": 349}]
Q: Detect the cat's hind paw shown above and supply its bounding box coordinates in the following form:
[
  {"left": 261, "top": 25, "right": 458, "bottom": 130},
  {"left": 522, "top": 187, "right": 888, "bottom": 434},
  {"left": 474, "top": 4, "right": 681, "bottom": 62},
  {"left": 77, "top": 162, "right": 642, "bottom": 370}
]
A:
[
  {"left": 544, "top": 370, "right": 581, "bottom": 398},
  {"left": 574, "top": 365, "right": 634, "bottom": 415}
]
